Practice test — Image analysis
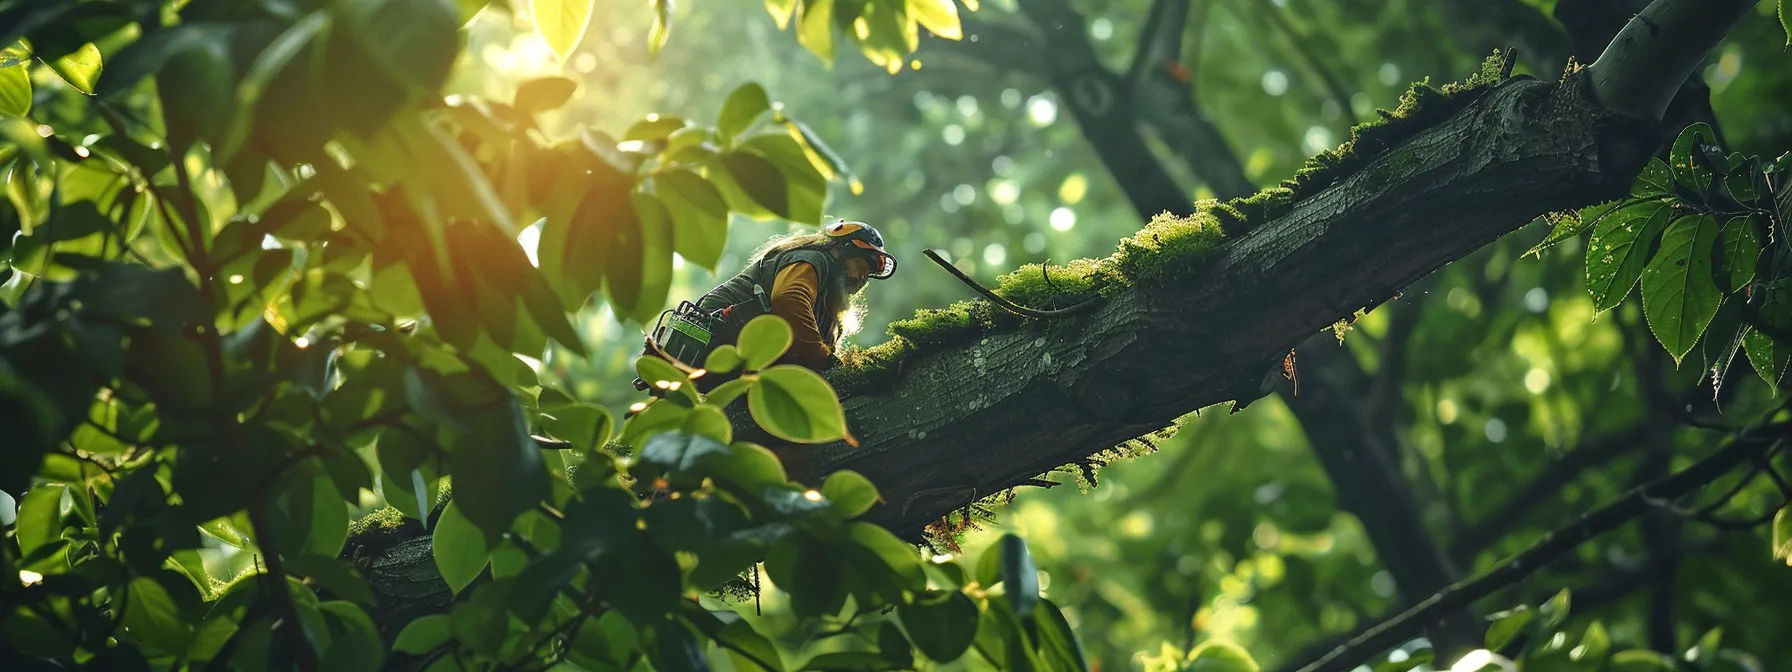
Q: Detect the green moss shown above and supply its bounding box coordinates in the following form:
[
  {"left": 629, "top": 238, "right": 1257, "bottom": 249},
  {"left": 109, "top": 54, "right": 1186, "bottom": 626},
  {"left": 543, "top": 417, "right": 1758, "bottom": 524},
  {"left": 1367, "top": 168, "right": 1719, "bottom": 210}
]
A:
[
  {"left": 827, "top": 52, "right": 1511, "bottom": 393},
  {"left": 347, "top": 506, "right": 407, "bottom": 537}
]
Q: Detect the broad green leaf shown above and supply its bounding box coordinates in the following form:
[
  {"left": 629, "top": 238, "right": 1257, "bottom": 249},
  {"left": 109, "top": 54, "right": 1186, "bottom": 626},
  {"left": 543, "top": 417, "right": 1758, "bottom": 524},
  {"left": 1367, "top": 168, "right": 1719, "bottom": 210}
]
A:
[
  {"left": 266, "top": 468, "right": 350, "bottom": 558},
  {"left": 286, "top": 554, "right": 375, "bottom": 606},
  {"left": 1586, "top": 200, "right": 1671, "bottom": 312},
  {"left": 681, "top": 403, "right": 733, "bottom": 445},
  {"left": 738, "top": 134, "right": 828, "bottom": 224},
  {"left": 749, "top": 365, "right": 849, "bottom": 443},
  {"left": 1773, "top": 505, "right": 1792, "bottom": 565},
  {"left": 848, "top": 521, "right": 926, "bottom": 593},
  {"left": 532, "top": 0, "right": 595, "bottom": 59},
  {"left": 45, "top": 42, "right": 101, "bottom": 94},
  {"left": 15, "top": 485, "right": 65, "bottom": 557},
  {"left": 1484, "top": 606, "right": 1536, "bottom": 650},
  {"left": 637, "top": 354, "right": 699, "bottom": 404},
  {"left": 767, "top": 0, "right": 798, "bottom": 28},
  {"left": 820, "top": 470, "right": 879, "bottom": 518},
  {"left": 433, "top": 502, "right": 491, "bottom": 595},
  {"left": 1782, "top": 0, "right": 1790, "bottom": 48},
  {"left": 704, "top": 441, "right": 788, "bottom": 491},
  {"left": 1525, "top": 202, "right": 1612, "bottom": 258},
  {"left": 1633, "top": 158, "right": 1674, "bottom": 198},
  {"left": 717, "top": 82, "right": 771, "bottom": 144},
  {"left": 458, "top": 0, "right": 491, "bottom": 24},
  {"left": 1000, "top": 533, "right": 1039, "bottom": 616},
  {"left": 450, "top": 399, "right": 551, "bottom": 545},
  {"left": 1640, "top": 214, "right": 1722, "bottom": 363},
  {"left": 799, "top": 0, "right": 835, "bottom": 63},
  {"left": 614, "top": 191, "right": 674, "bottom": 325},
  {"left": 395, "top": 614, "right": 453, "bottom": 654},
  {"left": 541, "top": 403, "right": 614, "bottom": 452},
  {"left": 1034, "top": 599, "right": 1090, "bottom": 672},
  {"left": 122, "top": 577, "right": 191, "bottom": 654},
  {"left": 342, "top": 0, "right": 459, "bottom": 95},
  {"left": 156, "top": 38, "right": 235, "bottom": 153},
  {"left": 739, "top": 315, "right": 794, "bottom": 370},
  {"left": 705, "top": 344, "right": 744, "bottom": 374},
  {"left": 654, "top": 169, "right": 729, "bottom": 270},
  {"left": 514, "top": 76, "right": 578, "bottom": 114},
  {"left": 318, "top": 602, "right": 385, "bottom": 672},
  {"left": 898, "top": 589, "right": 980, "bottom": 662},
  {"left": 1669, "top": 123, "right": 1718, "bottom": 195},
  {"left": 715, "top": 620, "right": 786, "bottom": 671},
  {"left": 706, "top": 377, "right": 753, "bottom": 408},
  {"left": 95, "top": 24, "right": 232, "bottom": 99},
  {"left": 1185, "top": 641, "right": 1260, "bottom": 672},
  {"left": 908, "top": 0, "right": 962, "bottom": 40},
  {"left": 639, "top": 430, "right": 731, "bottom": 475},
  {"left": 1718, "top": 215, "right": 1762, "bottom": 293},
  {"left": 0, "top": 56, "right": 31, "bottom": 117},
  {"left": 1744, "top": 280, "right": 1792, "bottom": 388}
]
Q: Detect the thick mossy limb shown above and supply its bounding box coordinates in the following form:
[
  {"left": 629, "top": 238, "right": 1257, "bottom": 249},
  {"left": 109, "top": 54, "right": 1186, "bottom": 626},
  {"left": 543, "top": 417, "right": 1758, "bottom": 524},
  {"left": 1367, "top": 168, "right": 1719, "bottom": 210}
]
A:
[{"left": 827, "top": 51, "right": 1512, "bottom": 393}]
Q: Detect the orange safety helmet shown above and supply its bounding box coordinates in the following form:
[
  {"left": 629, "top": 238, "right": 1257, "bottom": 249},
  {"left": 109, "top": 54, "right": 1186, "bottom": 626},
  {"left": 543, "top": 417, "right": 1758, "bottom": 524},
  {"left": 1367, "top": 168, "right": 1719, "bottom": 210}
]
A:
[{"left": 824, "top": 220, "right": 898, "bottom": 279}]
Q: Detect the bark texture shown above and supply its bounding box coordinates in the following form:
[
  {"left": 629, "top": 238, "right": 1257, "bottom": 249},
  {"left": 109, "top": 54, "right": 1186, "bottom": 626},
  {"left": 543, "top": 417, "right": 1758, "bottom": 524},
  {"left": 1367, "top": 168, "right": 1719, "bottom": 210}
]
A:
[{"left": 780, "top": 74, "right": 1660, "bottom": 537}]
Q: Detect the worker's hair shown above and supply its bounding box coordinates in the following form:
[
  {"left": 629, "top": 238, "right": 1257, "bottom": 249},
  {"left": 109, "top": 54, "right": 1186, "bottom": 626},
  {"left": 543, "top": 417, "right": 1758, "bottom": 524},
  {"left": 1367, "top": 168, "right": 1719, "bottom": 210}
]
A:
[{"left": 747, "top": 231, "right": 833, "bottom": 265}]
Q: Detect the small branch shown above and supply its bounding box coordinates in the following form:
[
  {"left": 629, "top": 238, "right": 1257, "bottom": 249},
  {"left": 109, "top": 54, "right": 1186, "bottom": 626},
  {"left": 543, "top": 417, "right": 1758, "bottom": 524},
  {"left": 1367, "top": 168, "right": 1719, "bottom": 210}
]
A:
[
  {"left": 1124, "top": 0, "right": 1192, "bottom": 90},
  {"left": 1297, "top": 420, "right": 1792, "bottom": 672},
  {"left": 921, "top": 249, "right": 1102, "bottom": 318},
  {"left": 1585, "top": 0, "right": 1759, "bottom": 121}
]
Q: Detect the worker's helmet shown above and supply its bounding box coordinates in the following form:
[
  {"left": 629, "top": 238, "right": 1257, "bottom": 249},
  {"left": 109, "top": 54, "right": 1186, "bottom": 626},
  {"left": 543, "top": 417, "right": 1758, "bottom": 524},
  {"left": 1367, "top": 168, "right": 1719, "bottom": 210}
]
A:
[{"left": 824, "top": 220, "right": 897, "bottom": 279}]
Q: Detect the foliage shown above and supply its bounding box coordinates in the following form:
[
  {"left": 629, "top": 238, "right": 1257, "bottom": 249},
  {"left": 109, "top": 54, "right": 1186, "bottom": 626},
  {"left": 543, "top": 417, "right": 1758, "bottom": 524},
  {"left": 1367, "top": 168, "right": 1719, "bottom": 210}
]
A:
[{"left": 0, "top": 0, "right": 1112, "bottom": 670}]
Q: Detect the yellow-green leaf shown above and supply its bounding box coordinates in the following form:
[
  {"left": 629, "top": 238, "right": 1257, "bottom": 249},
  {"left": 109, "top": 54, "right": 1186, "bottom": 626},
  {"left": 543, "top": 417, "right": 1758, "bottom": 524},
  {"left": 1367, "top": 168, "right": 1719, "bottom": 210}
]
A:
[
  {"left": 820, "top": 470, "right": 879, "bottom": 517},
  {"left": 122, "top": 577, "right": 192, "bottom": 654},
  {"left": 432, "top": 502, "right": 490, "bottom": 595},
  {"left": 1586, "top": 200, "right": 1671, "bottom": 312},
  {"left": 531, "top": 0, "right": 595, "bottom": 59},
  {"left": 908, "top": 0, "right": 962, "bottom": 40},
  {"left": 0, "top": 58, "right": 30, "bottom": 117},
  {"left": 799, "top": 0, "right": 835, "bottom": 63},
  {"left": 738, "top": 314, "right": 794, "bottom": 370},
  {"left": 46, "top": 43, "right": 102, "bottom": 94},
  {"left": 1773, "top": 505, "right": 1792, "bottom": 565}
]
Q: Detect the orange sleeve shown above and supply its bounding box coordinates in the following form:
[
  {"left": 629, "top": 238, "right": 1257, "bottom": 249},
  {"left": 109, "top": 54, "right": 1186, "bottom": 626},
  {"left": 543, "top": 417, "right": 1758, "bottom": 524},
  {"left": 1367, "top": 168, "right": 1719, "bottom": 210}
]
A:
[{"left": 770, "top": 262, "right": 832, "bottom": 367}]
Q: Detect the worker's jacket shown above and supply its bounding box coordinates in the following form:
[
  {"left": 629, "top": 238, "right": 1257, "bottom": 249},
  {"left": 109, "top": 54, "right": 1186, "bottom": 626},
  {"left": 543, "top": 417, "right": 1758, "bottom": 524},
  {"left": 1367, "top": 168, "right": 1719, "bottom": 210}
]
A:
[{"left": 697, "top": 248, "right": 842, "bottom": 369}]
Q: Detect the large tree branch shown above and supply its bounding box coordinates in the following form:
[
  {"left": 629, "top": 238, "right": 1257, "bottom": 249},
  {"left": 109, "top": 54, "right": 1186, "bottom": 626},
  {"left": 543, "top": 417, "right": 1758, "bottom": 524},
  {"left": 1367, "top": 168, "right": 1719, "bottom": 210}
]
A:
[{"left": 1294, "top": 421, "right": 1792, "bottom": 672}]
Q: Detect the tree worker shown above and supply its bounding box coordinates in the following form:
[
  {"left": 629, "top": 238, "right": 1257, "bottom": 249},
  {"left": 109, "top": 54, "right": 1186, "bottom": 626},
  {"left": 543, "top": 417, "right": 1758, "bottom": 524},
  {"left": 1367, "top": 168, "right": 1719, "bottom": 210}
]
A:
[{"left": 636, "top": 220, "right": 897, "bottom": 392}]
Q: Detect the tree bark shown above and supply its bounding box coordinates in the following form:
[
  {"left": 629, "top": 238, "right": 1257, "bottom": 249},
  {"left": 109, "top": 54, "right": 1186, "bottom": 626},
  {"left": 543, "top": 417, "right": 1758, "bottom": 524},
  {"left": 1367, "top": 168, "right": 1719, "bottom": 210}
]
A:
[{"left": 788, "top": 73, "right": 1659, "bottom": 537}]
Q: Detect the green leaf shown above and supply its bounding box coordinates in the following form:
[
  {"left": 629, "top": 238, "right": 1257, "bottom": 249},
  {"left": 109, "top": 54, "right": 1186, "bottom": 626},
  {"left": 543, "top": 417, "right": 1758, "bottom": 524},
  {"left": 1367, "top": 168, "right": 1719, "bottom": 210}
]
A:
[
  {"left": 1773, "top": 505, "right": 1792, "bottom": 565},
  {"left": 640, "top": 430, "right": 731, "bottom": 475},
  {"left": 738, "top": 315, "right": 794, "bottom": 370},
  {"left": 614, "top": 190, "right": 674, "bottom": 325},
  {"left": 287, "top": 554, "right": 375, "bottom": 606},
  {"left": 541, "top": 403, "right": 614, "bottom": 452},
  {"left": 318, "top": 601, "right": 385, "bottom": 672},
  {"left": 95, "top": 24, "right": 232, "bottom": 99},
  {"left": 1538, "top": 589, "right": 1571, "bottom": 631},
  {"left": 458, "top": 0, "right": 491, "bottom": 24},
  {"left": 1525, "top": 203, "right": 1610, "bottom": 258},
  {"left": 1034, "top": 599, "right": 1090, "bottom": 672},
  {"left": 266, "top": 467, "right": 351, "bottom": 558},
  {"left": 1185, "top": 640, "right": 1260, "bottom": 672},
  {"left": 738, "top": 134, "right": 828, "bottom": 224},
  {"left": 433, "top": 501, "right": 491, "bottom": 595},
  {"left": 1640, "top": 214, "right": 1722, "bottom": 363},
  {"left": 451, "top": 399, "right": 551, "bottom": 544},
  {"left": 45, "top": 42, "right": 101, "bottom": 94},
  {"left": 15, "top": 485, "right": 64, "bottom": 557},
  {"left": 649, "top": 0, "right": 674, "bottom": 57},
  {"left": 122, "top": 576, "right": 191, "bottom": 654},
  {"left": 717, "top": 82, "right": 771, "bottom": 144},
  {"left": 394, "top": 613, "right": 454, "bottom": 654},
  {"left": 1718, "top": 215, "right": 1762, "bottom": 293},
  {"left": 1634, "top": 158, "right": 1675, "bottom": 198},
  {"left": 898, "top": 589, "right": 980, "bottom": 662},
  {"left": 156, "top": 37, "right": 235, "bottom": 153},
  {"left": 1586, "top": 200, "right": 1671, "bottom": 312},
  {"left": 1484, "top": 605, "right": 1536, "bottom": 650},
  {"left": 1575, "top": 621, "right": 1611, "bottom": 663},
  {"left": 714, "top": 619, "right": 787, "bottom": 671},
  {"left": 705, "top": 441, "right": 789, "bottom": 491},
  {"left": 514, "top": 76, "right": 578, "bottom": 115},
  {"left": 798, "top": 0, "right": 835, "bottom": 63},
  {"left": 908, "top": 0, "right": 962, "bottom": 40},
  {"left": 654, "top": 169, "right": 729, "bottom": 270},
  {"left": 848, "top": 521, "right": 926, "bottom": 594},
  {"left": 532, "top": 0, "right": 595, "bottom": 59},
  {"left": 1670, "top": 123, "right": 1718, "bottom": 195},
  {"left": 0, "top": 55, "right": 29, "bottom": 117},
  {"left": 705, "top": 344, "right": 744, "bottom": 374},
  {"left": 820, "top": 470, "right": 879, "bottom": 518},
  {"left": 1781, "top": 0, "right": 1790, "bottom": 48},
  {"left": 341, "top": 0, "right": 459, "bottom": 96},
  {"left": 1745, "top": 280, "right": 1792, "bottom": 388},
  {"left": 749, "top": 365, "right": 849, "bottom": 443},
  {"left": 1000, "top": 533, "right": 1040, "bottom": 616},
  {"left": 1611, "top": 650, "right": 1678, "bottom": 670}
]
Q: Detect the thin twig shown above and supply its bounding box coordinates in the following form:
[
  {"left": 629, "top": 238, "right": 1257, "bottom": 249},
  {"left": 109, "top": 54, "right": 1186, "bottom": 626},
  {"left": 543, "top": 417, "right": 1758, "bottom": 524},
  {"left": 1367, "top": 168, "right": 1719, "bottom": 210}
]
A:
[{"left": 921, "top": 249, "right": 1101, "bottom": 318}]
